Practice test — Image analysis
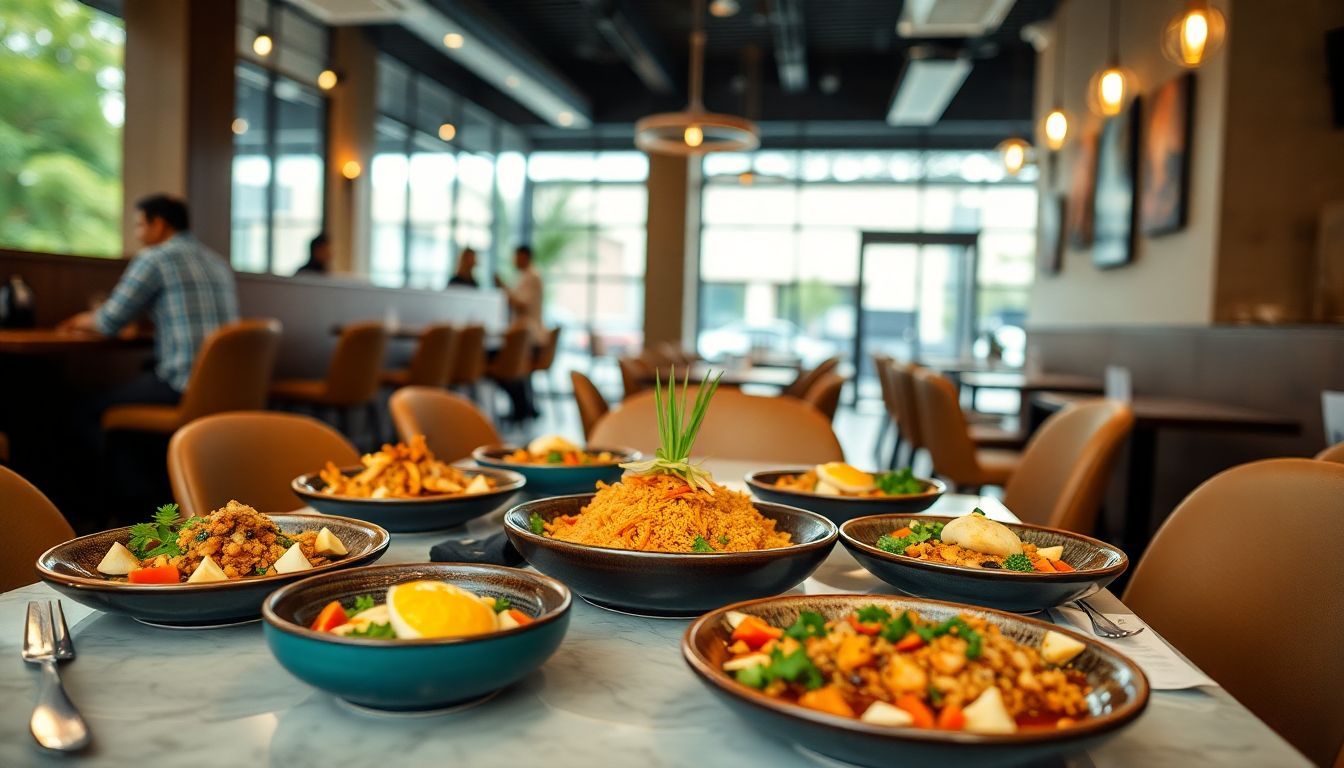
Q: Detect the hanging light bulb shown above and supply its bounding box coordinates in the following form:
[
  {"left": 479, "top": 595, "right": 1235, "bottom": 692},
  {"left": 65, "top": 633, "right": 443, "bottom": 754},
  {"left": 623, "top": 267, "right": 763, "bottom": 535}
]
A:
[
  {"left": 252, "top": 31, "right": 274, "bottom": 57},
  {"left": 438, "top": 122, "right": 456, "bottom": 141},
  {"left": 1043, "top": 108, "right": 1069, "bottom": 151},
  {"left": 341, "top": 160, "right": 362, "bottom": 180},
  {"left": 317, "top": 69, "right": 339, "bottom": 90},
  {"left": 1162, "top": 1, "right": 1226, "bottom": 68},
  {"left": 684, "top": 124, "right": 704, "bottom": 148},
  {"left": 1088, "top": 65, "right": 1134, "bottom": 116},
  {"left": 997, "top": 137, "right": 1030, "bottom": 176}
]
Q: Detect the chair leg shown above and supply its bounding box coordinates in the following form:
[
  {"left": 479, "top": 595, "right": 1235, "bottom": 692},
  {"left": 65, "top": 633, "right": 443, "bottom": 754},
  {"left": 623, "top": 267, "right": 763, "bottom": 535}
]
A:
[
  {"left": 888, "top": 432, "right": 903, "bottom": 470},
  {"left": 874, "top": 417, "right": 891, "bottom": 466},
  {"left": 366, "top": 401, "right": 382, "bottom": 449}
]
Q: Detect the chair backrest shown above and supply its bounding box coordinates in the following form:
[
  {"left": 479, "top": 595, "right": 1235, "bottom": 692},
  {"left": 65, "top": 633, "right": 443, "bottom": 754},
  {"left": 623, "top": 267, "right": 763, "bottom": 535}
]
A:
[
  {"left": 872, "top": 354, "right": 901, "bottom": 424},
  {"left": 591, "top": 386, "right": 844, "bottom": 464},
  {"left": 570, "top": 370, "right": 610, "bottom": 442},
  {"left": 168, "top": 412, "right": 360, "bottom": 517},
  {"left": 618, "top": 356, "right": 651, "bottom": 400},
  {"left": 1002, "top": 399, "right": 1134, "bottom": 531},
  {"left": 388, "top": 386, "right": 501, "bottom": 462},
  {"left": 785, "top": 356, "right": 840, "bottom": 398},
  {"left": 911, "top": 367, "right": 982, "bottom": 485},
  {"left": 803, "top": 371, "right": 845, "bottom": 422},
  {"left": 489, "top": 326, "right": 532, "bottom": 380},
  {"left": 532, "top": 326, "right": 561, "bottom": 372},
  {"left": 1315, "top": 441, "right": 1344, "bottom": 463},
  {"left": 889, "top": 362, "right": 923, "bottom": 448},
  {"left": 1123, "top": 459, "right": 1344, "bottom": 767},
  {"left": 0, "top": 465, "right": 75, "bottom": 592},
  {"left": 178, "top": 319, "right": 283, "bottom": 422},
  {"left": 405, "top": 324, "right": 457, "bottom": 387},
  {"left": 322, "top": 321, "right": 388, "bottom": 404},
  {"left": 449, "top": 324, "right": 486, "bottom": 385}
]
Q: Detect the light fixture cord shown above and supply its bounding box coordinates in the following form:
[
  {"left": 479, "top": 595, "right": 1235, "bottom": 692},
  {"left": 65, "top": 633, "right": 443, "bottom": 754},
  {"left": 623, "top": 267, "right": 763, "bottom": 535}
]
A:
[
  {"left": 688, "top": 0, "right": 706, "bottom": 109},
  {"left": 1108, "top": 0, "right": 1119, "bottom": 67},
  {"left": 1052, "top": 0, "right": 1066, "bottom": 104}
]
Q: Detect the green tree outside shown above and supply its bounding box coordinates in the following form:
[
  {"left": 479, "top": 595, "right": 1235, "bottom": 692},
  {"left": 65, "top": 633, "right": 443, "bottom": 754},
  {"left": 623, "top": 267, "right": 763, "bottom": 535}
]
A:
[{"left": 0, "top": 0, "right": 123, "bottom": 257}]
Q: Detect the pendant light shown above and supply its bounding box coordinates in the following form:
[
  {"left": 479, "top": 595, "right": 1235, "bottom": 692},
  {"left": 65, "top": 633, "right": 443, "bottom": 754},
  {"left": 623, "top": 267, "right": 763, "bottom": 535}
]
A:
[
  {"left": 1087, "top": 0, "right": 1135, "bottom": 117},
  {"left": 1041, "top": 1, "right": 1069, "bottom": 151},
  {"left": 1162, "top": 0, "right": 1226, "bottom": 68},
  {"left": 634, "top": 0, "right": 759, "bottom": 155},
  {"left": 999, "top": 37, "right": 1033, "bottom": 176}
]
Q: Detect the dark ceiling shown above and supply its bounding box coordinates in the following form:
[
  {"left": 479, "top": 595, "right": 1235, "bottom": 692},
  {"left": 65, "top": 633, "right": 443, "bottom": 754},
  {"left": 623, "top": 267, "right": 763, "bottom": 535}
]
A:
[{"left": 377, "top": 0, "right": 1058, "bottom": 149}]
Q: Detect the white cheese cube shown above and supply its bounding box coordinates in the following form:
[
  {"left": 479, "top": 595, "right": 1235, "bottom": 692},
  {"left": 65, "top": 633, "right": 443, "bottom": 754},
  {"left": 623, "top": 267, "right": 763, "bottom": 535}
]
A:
[
  {"left": 313, "top": 527, "right": 347, "bottom": 556},
  {"left": 97, "top": 542, "right": 141, "bottom": 575},
  {"left": 1041, "top": 630, "right": 1087, "bottom": 666},
  {"left": 860, "top": 701, "right": 915, "bottom": 727},
  {"left": 186, "top": 556, "right": 228, "bottom": 583},
  {"left": 272, "top": 543, "right": 312, "bottom": 574}
]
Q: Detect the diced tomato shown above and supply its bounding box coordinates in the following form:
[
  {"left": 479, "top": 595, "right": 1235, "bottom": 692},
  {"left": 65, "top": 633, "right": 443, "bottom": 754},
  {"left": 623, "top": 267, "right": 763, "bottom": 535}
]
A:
[
  {"left": 936, "top": 704, "right": 966, "bottom": 730},
  {"left": 731, "top": 615, "right": 784, "bottom": 650},
  {"left": 889, "top": 527, "right": 914, "bottom": 539},
  {"left": 1052, "top": 560, "right": 1075, "bottom": 572},
  {"left": 894, "top": 633, "right": 925, "bottom": 652},
  {"left": 847, "top": 614, "right": 881, "bottom": 636},
  {"left": 1032, "top": 558, "right": 1057, "bottom": 573},
  {"left": 507, "top": 608, "right": 534, "bottom": 627},
  {"left": 895, "top": 694, "right": 935, "bottom": 729},
  {"left": 127, "top": 565, "right": 180, "bottom": 584},
  {"left": 310, "top": 600, "right": 348, "bottom": 632}
]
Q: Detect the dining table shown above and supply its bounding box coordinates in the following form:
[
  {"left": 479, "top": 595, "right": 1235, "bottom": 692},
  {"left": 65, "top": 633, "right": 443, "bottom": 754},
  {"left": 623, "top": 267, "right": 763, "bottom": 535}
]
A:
[
  {"left": 0, "top": 328, "right": 153, "bottom": 355},
  {"left": 644, "top": 362, "right": 799, "bottom": 391},
  {"left": 1032, "top": 393, "right": 1300, "bottom": 558},
  {"left": 956, "top": 370, "right": 1104, "bottom": 421},
  {"left": 0, "top": 458, "right": 1308, "bottom": 766}
]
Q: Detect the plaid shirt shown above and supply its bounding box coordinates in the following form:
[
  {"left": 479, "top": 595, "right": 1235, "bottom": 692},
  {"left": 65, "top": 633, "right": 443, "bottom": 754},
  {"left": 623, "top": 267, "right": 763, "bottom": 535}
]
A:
[{"left": 94, "top": 233, "right": 238, "bottom": 391}]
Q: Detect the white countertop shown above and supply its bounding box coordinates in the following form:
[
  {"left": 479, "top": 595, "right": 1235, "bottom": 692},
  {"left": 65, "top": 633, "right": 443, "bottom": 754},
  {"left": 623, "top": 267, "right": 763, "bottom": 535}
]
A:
[{"left": 0, "top": 460, "right": 1308, "bottom": 766}]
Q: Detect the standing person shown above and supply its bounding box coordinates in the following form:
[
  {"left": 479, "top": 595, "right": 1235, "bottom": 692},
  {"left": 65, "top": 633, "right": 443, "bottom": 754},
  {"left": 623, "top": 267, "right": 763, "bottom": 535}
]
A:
[
  {"left": 495, "top": 245, "right": 545, "bottom": 343},
  {"left": 296, "top": 233, "right": 331, "bottom": 275},
  {"left": 448, "top": 247, "right": 478, "bottom": 287}
]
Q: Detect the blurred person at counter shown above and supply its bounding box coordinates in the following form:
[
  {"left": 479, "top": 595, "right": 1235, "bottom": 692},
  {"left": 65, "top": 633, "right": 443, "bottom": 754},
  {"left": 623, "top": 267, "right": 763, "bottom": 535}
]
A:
[
  {"left": 495, "top": 244, "right": 545, "bottom": 343},
  {"left": 448, "top": 247, "right": 479, "bottom": 287},
  {"left": 296, "top": 233, "right": 331, "bottom": 275}
]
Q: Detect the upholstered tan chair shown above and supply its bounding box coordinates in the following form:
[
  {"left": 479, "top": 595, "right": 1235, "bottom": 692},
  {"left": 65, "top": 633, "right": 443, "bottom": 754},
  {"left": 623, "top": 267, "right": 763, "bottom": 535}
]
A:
[
  {"left": 530, "top": 326, "right": 562, "bottom": 397},
  {"left": 381, "top": 324, "right": 457, "bottom": 389},
  {"left": 388, "top": 386, "right": 501, "bottom": 463},
  {"left": 784, "top": 356, "right": 840, "bottom": 399},
  {"left": 803, "top": 371, "right": 845, "bottom": 422},
  {"left": 270, "top": 321, "right": 387, "bottom": 435},
  {"left": 1314, "top": 441, "right": 1344, "bottom": 463},
  {"left": 590, "top": 386, "right": 843, "bottom": 464},
  {"left": 618, "top": 356, "right": 652, "bottom": 400},
  {"left": 1001, "top": 399, "right": 1133, "bottom": 532},
  {"left": 168, "top": 412, "right": 359, "bottom": 517},
  {"left": 570, "top": 370, "right": 610, "bottom": 442},
  {"left": 889, "top": 362, "right": 924, "bottom": 466},
  {"left": 1123, "top": 459, "right": 1344, "bottom": 767},
  {"left": 102, "top": 319, "right": 282, "bottom": 433},
  {"left": 911, "top": 367, "right": 1020, "bottom": 491},
  {"left": 448, "top": 324, "right": 487, "bottom": 392},
  {"left": 0, "top": 465, "right": 75, "bottom": 592}
]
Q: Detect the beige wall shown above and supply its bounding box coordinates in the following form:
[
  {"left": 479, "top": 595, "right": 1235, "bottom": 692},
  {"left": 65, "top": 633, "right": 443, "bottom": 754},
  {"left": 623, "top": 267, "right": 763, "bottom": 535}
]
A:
[
  {"left": 1029, "top": 0, "right": 1230, "bottom": 327},
  {"left": 325, "top": 28, "right": 378, "bottom": 275},
  {"left": 643, "top": 153, "right": 695, "bottom": 347}
]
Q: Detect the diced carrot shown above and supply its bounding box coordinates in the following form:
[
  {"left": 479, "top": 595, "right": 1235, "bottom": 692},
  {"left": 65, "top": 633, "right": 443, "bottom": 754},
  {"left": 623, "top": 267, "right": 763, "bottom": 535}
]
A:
[
  {"left": 847, "top": 614, "right": 882, "bottom": 636},
  {"left": 895, "top": 694, "right": 935, "bottom": 729},
  {"left": 1032, "top": 558, "right": 1057, "bottom": 573},
  {"left": 890, "top": 527, "right": 914, "bottom": 539},
  {"left": 798, "top": 686, "right": 855, "bottom": 718},
  {"left": 310, "top": 600, "right": 348, "bottom": 632},
  {"left": 507, "top": 608, "right": 534, "bottom": 626},
  {"left": 731, "top": 615, "right": 784, "bottom": 650},
  {"left": 936, "top": 704, "right": 966, "bottom": 730},
  {"left": 127, "top": 565, "right": 180, "bottom": 584},
  {"left": 563, "top": 452, "right": 580, "bottom": 466},
  {"left": 894, "top": 633, "right": 926, "bottom": 652},
  {"left": 1052, "top": 560, "right": 1075, "bottom": 572},
  {"left": 665, "top": 485, "right": 695, "bottom": 499}
]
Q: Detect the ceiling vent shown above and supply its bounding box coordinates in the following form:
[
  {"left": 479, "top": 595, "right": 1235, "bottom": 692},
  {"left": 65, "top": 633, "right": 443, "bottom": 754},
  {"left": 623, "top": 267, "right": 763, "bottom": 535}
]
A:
[
  {"left": 897, "top": 0, "right": 1016, "bottom": 38},
  {"left": 286, "top": 0, "right": 406, "bottom": 25}
]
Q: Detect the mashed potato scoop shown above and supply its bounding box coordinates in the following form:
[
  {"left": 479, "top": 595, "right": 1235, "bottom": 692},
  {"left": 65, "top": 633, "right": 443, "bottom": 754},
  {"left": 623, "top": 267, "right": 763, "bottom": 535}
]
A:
[{"left": 940, "top": 513, "right": 1023, "bottom": 557}]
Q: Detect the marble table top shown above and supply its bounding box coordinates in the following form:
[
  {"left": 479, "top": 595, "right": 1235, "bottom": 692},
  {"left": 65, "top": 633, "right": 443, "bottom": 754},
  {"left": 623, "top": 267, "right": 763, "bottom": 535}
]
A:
[{"left": 0, "top": 460, "right": 1308, "bottom": 766}]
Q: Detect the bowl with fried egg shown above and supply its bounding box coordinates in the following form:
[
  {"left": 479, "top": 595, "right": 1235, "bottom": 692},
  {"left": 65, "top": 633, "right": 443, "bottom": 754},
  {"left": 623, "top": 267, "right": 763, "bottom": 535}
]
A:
[
  {"left": 262, "top": 563, "right": 571, "bottom": 712},
  {"left": 746, "top": 463, "right": 945, "bottom": 524},
  {"left": 471, "top": 434, "right": 638, "bottom": 495}
]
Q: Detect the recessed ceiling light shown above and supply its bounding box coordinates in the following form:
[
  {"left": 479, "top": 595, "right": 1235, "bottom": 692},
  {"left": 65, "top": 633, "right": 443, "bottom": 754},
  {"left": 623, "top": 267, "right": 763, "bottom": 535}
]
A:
[
  {"left": 504, "top": 75, "right": 520, "bottom": 89},
  {"left": 438, "top": 122, "right": 457, "bottom": 141},
  {"left": 252, "top": 32, "right": 273, "bottom": 57},
  {"left": 231, "top": 118, "right": 249, "bottom": 135},
  {"left": 341, "top": 160, "right": 362, "bottom": 180},
  {"left": 709, "top": 0, "right": 740, "bottom": 17},
  {"left": 557, "top": 111, "right": 574, "bottom": 127},
  {"left": 317, "top": 69, "right": 338, "bottom": 90},
  {"left": 443, "top": 32, "right": 464, "bottom": 49}
]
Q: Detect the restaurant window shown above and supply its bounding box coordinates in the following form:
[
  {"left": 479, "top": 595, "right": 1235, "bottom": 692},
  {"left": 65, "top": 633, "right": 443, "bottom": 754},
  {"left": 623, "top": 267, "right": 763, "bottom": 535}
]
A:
[
  {"left": 697, "top": 150, "right": 1037, "bottom": 394},
  {"left": 230, "top": 0, "right": 328, "bottom": 275},
  {"left": 527, "top": 151, "right": 649, "bottom": 366},
  {"left": 0, "top": 0, "right": 124, "bottom": 257}
]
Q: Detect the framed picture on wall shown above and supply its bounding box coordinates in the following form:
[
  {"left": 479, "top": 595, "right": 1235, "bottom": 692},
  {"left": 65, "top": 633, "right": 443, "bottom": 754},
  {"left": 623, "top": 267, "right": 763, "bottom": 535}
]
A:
[
  {"left": 1092, "top": 98, "right": 1141, "bottom": 269},
  {"left": 1140, "top": 73, "right": 1195, "bottom": 236},
  {"left": 1037, "top": 192, "right": 1066, "bottom": 275},
  {"left": 1065, "top": 130, "right": 1098, "bottom": 249}
]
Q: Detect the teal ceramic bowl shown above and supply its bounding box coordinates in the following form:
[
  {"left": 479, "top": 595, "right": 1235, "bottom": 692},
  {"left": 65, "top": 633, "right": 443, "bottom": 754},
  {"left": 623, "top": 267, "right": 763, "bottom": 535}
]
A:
[
  {"left": 471, "top": 444, "right": 638, "bottom": 495},
  {"left": 262, "top": 563, "right": 571, "bottom": 712}
]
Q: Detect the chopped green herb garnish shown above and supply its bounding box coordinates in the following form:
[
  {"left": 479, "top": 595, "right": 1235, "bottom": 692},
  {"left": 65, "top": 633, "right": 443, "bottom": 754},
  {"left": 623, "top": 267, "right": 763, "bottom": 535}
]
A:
[
  {"left": 855, "top": 605, "right": 891, "bottom": 624},
  {"left": 913, "top": 616, "right": 983, "bottom": 659},
  {"left": 492, "top": 597, "right": 511, "bottom": 613},
  {"left": 876, "top": 520, "right": 944, "bottom": 556},
  {"left": 691, "top": 535, "right": 715, "bottom": 553},
  {"left": 546, "top": 450, "right": 564, "bottom": 464},
  {"left": 972, "top": 508, "right": 986, "bottom": 517},
  {"left": 735, "top": 664, "right": 769, "bottom": 689},
  {"left": 880, "top": 610, "right": 914, "bottom": 643},
  {"left": 352, "top": 594, "right": 376, "bottom": 614},
  {"left": 276, "top": 535, "right": 293, "bottom": 549},
  {"left": 253, "top": 566, "right": 268, "bottom": 576},
  {"left": 928, "top": 684, "right": 945, "bottom": 706},
  {"left": 784, "top": 610, "right": 827, "bottom": 640},
  {"left": 346, "top": 622, "right": 396, "bottom": 639},
  {"left": 529, "top": 511, "right": 546, "bottom": 536},
  {"left": 768, "top": 647, "right": 825, "bottom": 690},
  {"left": 718, "top": 535, "right": 730, "bottom": 546},
  {"left": 1003, "top": 553, "right": 1034, "bottom": 572},
  {"left": 875, "top": 468, "right": 924, "bottom": 495}
]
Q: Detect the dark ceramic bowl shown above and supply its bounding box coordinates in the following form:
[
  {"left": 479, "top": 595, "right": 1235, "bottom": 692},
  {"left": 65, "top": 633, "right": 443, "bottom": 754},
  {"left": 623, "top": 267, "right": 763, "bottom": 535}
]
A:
[
  {"left": 471, "top": 444, "right": 638, "bottom": 495},
  {"left": 683, "top": 594, "right": 1149, "bottom": 768},
  {"left": 503, "top": 494, "right": 838, "bottom": 617},
  {"left": 840, "top": 514, "right": 1128, "bottom": 612},
  {"left": 262, "top": 563, "right": 571, "bottom": 712},
  {"left": 291, "top": 465, "right": 525, "bottom": 533},
  {"left": 37, "top": 513, "right": 390, "bottom": 628},
  {"left": 746, "top": 469, "right": 946, "bottom": 524}
]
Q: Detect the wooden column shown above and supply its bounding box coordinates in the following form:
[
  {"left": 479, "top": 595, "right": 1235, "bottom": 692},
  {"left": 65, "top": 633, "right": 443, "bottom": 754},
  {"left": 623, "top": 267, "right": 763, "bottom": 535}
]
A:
[
  {"left": 643, "top": 153, "right": 701, "bottom": 348},
  {"left": 122, "top": 0, "right": 235, "bottom": 256},
  {"left": 325, "top": 28, "right": 377, "bottom": 275}
]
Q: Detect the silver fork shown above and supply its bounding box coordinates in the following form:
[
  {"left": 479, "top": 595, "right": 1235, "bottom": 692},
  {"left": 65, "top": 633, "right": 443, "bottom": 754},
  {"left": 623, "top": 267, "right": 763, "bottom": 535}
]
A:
[
  {"left": 1070, "top": 599, "right": 1145, "bottom": 639},
  {"left": 22, "top": 601, "right": 90, "bottom": 752}
]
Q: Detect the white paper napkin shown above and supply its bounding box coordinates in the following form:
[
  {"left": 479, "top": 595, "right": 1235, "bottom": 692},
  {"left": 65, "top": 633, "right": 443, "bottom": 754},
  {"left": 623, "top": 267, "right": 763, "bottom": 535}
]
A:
[{"left": 1047, "top": 607, "right": 1218, "bottom": 691}]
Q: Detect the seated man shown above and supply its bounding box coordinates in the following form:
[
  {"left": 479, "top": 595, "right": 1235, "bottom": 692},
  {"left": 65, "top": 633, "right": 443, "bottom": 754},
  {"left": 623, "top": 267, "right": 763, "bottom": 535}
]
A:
[{"left": 61, "top": 194, "right": 238, "bottom": 409}]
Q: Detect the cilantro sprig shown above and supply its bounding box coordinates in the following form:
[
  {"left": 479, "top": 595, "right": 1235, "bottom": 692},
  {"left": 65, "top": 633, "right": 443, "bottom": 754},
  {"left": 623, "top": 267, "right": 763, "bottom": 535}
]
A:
[
  {"left": 126, "top": 504, "right": 206, "bottom": 559},
  {"left": 875, "top": 468, "right": 924, "bottom": 496},
  {"left": 783, "top": 610, "right": 827, "bottom": 640},
  {"left": 734, "top": 646, "right": 824, "bottom": 691},
  {"left": 691, "top": 535, "right": 716, "bottom": 553},
  {"left": 346, "top": 622, "right": 396, "bottom": 639},
  {"left": 528, "top": 511, "right": 546, "bottom": 536},
  {"left": 876, "top": 520, "right": 944, "bottom": 555},
  {"left": 491, "top": 597, "right": 511, "bottom": 614}
]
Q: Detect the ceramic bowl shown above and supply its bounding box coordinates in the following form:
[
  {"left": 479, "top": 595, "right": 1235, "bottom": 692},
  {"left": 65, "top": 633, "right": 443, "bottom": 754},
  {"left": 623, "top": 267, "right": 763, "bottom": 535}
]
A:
[
  {"left": 291, "top": 465, "right": 525, "bottom": 533},
  {"left": 683, "top": 593, "right": 1149, "bottom": 768},
  {"left": 746, "top": 469, "right": 946, "bottom": 524},
  {"left": 37, "top": 513, "right": 390, "bottom": 628},
  {"left": 840, "top": 514, "right": 1128, "bottom": 612},
  {"left": 262, "top": 562, "right": 571, "bottom": 713},
  {"left": 471, "top": 444, "right": 637, "bottom": 495},
  {"left": 503, "top": 493, "right": 838, "bottom": 617}
]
